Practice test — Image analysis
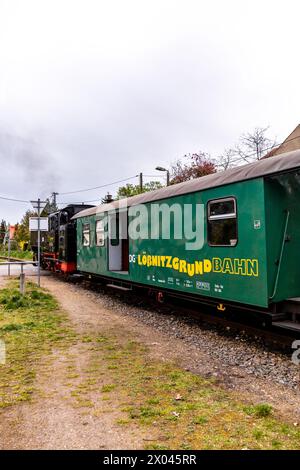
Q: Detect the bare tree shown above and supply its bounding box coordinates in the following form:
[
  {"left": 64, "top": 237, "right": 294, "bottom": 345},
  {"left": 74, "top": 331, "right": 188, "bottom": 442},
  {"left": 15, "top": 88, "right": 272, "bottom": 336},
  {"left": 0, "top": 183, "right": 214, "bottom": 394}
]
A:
[
  {"left": 236, "top": 127, "right": 277, "bottom": 162},
  {"left": 173, "top": 127, "right": 277, "bottom": 177},
  {"left": 217, "top": 148, "right": 237, "bottom": 170},
  {"left": 217, "top": 127, "right": 277, "bottom": 168}
]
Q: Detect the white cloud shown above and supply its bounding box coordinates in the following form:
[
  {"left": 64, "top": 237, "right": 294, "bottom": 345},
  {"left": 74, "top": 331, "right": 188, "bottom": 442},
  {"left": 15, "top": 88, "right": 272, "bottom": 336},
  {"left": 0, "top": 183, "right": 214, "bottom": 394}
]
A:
[{"left": 0, "top": 0, "right": 299, "bottom": 221}]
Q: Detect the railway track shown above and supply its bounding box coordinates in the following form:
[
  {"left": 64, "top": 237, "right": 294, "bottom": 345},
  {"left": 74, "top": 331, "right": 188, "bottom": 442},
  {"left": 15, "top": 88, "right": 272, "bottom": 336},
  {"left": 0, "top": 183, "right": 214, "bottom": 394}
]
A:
[
  {"left": 165, "top": 301, "right": 297, "bottom": 351},
  {"left": 0, "top": 265, "right": 297, "bottom": 352},
  {"left": 76, "top": 277, "right": 298, "bottom": 353}
]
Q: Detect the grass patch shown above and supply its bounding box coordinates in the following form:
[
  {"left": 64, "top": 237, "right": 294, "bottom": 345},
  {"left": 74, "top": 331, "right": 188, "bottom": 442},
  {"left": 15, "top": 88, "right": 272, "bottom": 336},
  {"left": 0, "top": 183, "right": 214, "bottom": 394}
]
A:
[
  {"left": 0, "top": 250, "right": 33, "bottom": 261},
  {"left": 101, "top": 384, "right": 116, "bottom": 393},
  {"left": 0, "top": 287, "right": 56, "bottom": 311},
  {"left": 80, "top": 334, "right": 300, "bottom": 450},
  {"left": 193, "top": 416, "right": 208, "bottom": 425},
  {"left": 243, "top": 403, "right": 273, "bottom": 418},
  {"left": 0, "top": 280, "right": 75, "bottom": 408}
]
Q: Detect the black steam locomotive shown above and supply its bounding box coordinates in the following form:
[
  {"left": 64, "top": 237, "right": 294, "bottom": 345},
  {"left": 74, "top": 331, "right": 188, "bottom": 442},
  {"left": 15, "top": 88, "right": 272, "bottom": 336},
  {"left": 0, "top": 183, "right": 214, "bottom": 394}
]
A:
[{"left": 31, "top": 204, "right": 94, "bottom": 273}]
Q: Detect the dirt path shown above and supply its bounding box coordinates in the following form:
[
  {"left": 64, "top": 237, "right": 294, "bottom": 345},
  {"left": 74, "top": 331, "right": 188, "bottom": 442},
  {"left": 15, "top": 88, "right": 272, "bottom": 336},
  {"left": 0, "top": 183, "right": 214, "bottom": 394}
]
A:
[
  {"left": 1, "top": 275, "right": 300, "bottom": 449},
  {"left": 0, "top": 277, "right": 145, "bottom": 450}
]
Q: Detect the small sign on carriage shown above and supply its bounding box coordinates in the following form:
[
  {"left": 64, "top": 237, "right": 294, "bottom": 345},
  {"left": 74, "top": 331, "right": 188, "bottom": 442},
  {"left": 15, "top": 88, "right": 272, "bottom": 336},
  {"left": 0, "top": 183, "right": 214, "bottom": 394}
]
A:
[{"left": 29, "top": 217, "right": 49, "bottom": 231}]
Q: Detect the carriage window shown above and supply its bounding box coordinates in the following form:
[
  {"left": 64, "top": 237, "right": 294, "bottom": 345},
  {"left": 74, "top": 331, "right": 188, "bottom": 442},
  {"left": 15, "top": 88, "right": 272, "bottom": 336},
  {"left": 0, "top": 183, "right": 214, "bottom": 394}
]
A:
[
  {"left": 82, "top": 223, "right": 90, "bottom": 247},
  {"left": 96, "top": 220, "right": 105, "bottom": 246},
  {"left": 110, "top": 212, "right": 119, "bottom": 246},
  {"left": 207, "top": 198, "right": 237, "bottom": 246}
]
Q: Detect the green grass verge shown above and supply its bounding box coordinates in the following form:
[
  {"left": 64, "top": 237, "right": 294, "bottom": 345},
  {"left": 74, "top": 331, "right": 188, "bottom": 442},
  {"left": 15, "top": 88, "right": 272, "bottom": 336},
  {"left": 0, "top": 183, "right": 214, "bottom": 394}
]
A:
[
  {"left": 74, "top": 333, "right": 300, "bottom": 450},
  {"left": 0, "top": 250, "right": 33, "bottom": 260},
  {"left": 0, "top": 280, "right": 75, "bottom": 408}
]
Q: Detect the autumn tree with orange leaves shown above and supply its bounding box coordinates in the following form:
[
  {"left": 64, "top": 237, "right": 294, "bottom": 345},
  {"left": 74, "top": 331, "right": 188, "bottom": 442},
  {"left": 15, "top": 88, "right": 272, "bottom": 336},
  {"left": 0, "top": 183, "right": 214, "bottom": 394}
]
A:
[{"left": 170, "top": 152, "right": 216, "bottom": 184}]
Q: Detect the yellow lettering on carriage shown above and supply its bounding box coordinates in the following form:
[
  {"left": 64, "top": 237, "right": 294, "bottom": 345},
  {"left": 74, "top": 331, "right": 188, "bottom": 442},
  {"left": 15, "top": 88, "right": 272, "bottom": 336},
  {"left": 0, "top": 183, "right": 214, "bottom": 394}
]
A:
[
  {"left": 136, "top": 254, "right": 259, "bottom": 278},
  {"left": 195, "top": 261, "right": 203, "bottom": 275},
  {"left": 203, "top": 259, "right": 212, "bottom": 273},
  {"left": 187, "top": 263, "right": 195, "bottom": 277},
  {"left": 234, "top": 258, "right": 247, "bottom": 275},
  {"left": 172, "top": 257, "right": 179, "bottom": 270},
  {"left": 247, "top": 259, "right": 259, "bottom": 277},
  {"left": 222, "top": 258, "right": 234, "bottom": 274},
  {"left": 212, "top": 257, "right": 222, "bottom": 272},
  {"left": 179, "top": 259, "right": 187, "bottom": 273}
]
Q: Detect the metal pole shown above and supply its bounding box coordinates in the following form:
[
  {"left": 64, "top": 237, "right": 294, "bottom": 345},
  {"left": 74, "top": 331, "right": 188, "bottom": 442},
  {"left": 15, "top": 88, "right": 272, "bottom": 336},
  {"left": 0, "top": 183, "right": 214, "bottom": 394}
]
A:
[
  {"left": 7, "top": 225, "right": 10, "bottom": 277},
  {"left": 139, "top": 173, "right": 143, "bottom": 192},
  {"left": 30, "top": 198, "right": 47, "bottom": 288},
  {"left": 37, "top": 198, "right": 41, "bottom": 287},
  {"left": 52, "top": 192, "right": 58, "bottom": 208},
  {"left": 20, "top": 264, "right": 25, "bottom": 295},
  {"left": 155, "top": 166, "right": 170, "bottom": 187}
]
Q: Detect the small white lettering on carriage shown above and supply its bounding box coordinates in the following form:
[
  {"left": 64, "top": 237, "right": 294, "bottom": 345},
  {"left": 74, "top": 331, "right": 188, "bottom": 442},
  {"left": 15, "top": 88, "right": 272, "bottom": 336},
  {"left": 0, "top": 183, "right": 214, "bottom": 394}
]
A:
[
  {"left": 254, "top": 220, "right": 261, "bottom": 229},
  {"left": 291, "top": 340, "right": 300, "bottom": 365}
]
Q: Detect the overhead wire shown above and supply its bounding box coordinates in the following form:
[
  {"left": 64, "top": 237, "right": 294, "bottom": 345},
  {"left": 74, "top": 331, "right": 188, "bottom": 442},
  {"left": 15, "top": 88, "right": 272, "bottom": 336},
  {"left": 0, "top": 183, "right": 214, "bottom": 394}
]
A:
[
  {"left": 58, "top": 175, "right": 138, "bottom": 195},
  {"left": 1, "top": 133, "right": 300, "bottom": 206},
  {"left": 0, "top": 195, "right": 30, "bottom": 203}
]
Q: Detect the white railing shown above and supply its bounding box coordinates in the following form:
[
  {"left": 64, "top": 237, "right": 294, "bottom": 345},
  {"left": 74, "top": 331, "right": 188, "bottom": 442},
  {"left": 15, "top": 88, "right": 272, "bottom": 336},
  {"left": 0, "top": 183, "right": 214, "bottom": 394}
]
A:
[{"left": 0, "top": 261, "right": 36, "bottom": 294}]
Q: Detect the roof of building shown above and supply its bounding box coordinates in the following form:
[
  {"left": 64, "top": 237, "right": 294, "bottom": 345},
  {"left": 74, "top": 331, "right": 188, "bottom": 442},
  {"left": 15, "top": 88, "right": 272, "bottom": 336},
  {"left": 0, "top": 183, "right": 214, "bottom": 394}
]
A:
[
  {"left": 264, "top": 124, "right": 300, "bottom": 158},
  {"left": 73, "top": 148, "right": 300, "bottom": 219}
]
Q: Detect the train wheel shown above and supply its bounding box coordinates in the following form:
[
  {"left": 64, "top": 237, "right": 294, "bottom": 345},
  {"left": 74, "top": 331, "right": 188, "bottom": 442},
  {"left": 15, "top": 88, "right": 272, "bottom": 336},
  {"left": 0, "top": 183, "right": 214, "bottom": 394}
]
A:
[{"left": 156, "top": 291, "right": 165, "bottom": 304}]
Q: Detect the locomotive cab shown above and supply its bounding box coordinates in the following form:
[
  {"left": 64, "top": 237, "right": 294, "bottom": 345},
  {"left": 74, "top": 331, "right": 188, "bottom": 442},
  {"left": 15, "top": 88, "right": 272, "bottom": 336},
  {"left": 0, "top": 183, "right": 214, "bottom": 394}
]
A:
[{"left": 39, "top": 204, "right": 95, "bottom": 273}]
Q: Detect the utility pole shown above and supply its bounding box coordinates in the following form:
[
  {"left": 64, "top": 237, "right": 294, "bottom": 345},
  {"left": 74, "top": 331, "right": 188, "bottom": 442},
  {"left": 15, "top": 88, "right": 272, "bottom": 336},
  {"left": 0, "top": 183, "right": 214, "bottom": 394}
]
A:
[
  {"left": 51, "top": 192, "right": 59, "bottom": 209},
  {"left": 7, "top": 224, "right": 11, "bottom": 277},
  {"left": 2, "top": 229, "right": 8, "bottom": 247},
  {"left": 30, "top": 199, "right": 47, "bottom": 287},
  {"left": 139, "top": 172, "right": 143, "bottom": 193}
]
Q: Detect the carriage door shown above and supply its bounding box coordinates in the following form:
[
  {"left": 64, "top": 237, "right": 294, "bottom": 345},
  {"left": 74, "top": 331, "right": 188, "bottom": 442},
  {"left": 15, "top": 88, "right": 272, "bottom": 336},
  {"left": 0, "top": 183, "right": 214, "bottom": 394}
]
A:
[{"left": 108, "top": 209, "right": 129, "bottom": 272}]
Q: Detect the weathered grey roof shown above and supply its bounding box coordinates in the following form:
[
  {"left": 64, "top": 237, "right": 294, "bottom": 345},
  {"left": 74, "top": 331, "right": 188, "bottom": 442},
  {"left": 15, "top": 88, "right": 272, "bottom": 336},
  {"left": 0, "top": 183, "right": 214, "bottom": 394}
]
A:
[
  {"left": 73, "top": 148, "right": 300, "bottom": 219},
  {"left": 263, "top": 124, "right": 300, "bottom": 158}
]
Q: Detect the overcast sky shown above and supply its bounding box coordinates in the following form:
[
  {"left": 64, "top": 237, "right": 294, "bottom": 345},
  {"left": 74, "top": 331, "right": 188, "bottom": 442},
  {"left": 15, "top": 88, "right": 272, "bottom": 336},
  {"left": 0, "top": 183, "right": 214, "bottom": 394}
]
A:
[{"left": 0, "top": 0, "right": 300, "bottom": 223}]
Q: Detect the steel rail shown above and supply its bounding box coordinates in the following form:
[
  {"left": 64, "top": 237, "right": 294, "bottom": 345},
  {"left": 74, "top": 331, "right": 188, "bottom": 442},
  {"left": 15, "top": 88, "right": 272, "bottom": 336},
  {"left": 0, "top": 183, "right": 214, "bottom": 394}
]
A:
[{"left": 76, "top": 276, "right": 298, "bottom": 352}]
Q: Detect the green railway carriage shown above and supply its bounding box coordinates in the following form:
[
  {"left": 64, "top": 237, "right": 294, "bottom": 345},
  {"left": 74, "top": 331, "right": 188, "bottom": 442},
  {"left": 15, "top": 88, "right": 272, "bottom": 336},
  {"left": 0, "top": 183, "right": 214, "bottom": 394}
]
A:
[{"left": 73, "top": 150, "right": 300, "bottom": 316}]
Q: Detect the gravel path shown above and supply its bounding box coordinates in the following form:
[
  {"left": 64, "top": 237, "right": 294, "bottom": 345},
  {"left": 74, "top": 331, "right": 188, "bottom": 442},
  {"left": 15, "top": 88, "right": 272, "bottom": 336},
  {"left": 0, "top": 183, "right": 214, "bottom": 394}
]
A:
[{"left": 0, "top": 276, "right": 146, "bottom": 450}]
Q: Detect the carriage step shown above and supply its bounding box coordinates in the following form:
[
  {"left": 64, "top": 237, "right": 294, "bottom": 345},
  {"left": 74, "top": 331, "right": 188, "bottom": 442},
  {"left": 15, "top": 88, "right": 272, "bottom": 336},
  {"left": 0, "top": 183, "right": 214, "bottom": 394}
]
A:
[
  {"left": 272, "top": 320, "right": 300, "bottom": 332},
  {"left": 268, "top": 312, "right": 287, "bottom": 321},
  {"left": 106, "top": 283, "right": 132, "bottom": 291}
]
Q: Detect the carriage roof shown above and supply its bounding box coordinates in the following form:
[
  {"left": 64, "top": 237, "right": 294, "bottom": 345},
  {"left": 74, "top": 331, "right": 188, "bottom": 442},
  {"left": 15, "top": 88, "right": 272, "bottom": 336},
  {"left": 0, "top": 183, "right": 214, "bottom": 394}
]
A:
[{"left": 73, "top": 149, "right": 300, "bottom": 219}]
